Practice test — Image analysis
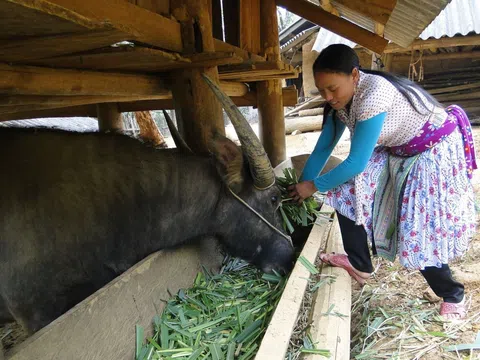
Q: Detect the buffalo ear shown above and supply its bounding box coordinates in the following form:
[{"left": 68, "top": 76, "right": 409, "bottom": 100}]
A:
[{"left": 210, "top": 133, "right": 245, "bottom": 194}]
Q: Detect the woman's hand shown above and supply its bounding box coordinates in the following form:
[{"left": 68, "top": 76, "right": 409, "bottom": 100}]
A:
[{"left": 288, "top": 181, "right": 318, "bottom": 204}]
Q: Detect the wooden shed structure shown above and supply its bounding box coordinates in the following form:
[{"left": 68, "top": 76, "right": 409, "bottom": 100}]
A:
[{"left": 0, "top": 0, "right": 453, "bottom": 167}]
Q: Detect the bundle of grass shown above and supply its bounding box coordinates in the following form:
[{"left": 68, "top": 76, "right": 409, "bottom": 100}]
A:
[
  {"left": 276, "top": 168, "right": 322, "bottom": 234},
  {"left": 135, "top": 257, "right": 286, "bottom": 360}
]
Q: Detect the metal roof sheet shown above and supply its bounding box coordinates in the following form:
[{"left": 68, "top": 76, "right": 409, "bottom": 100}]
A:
[{"left": 420, "top": 0, "right": 480, "bottom": 39}]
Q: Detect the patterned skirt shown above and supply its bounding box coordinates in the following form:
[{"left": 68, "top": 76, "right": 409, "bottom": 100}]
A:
[{"left": 325, "top": 128, "right": 476, "bottom": 269}]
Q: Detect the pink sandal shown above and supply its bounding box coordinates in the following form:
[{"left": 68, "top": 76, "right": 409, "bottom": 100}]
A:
[
  {"left": 440, "top": 298, "right": 467, "bottom": 320},
  {"left": 319, "top": 253, "right": 370, "bottom": 286}
]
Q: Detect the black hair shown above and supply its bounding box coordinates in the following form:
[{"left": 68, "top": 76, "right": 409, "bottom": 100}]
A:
[{"left": 312, "top": 44, "right": 441, "bottom": 133}]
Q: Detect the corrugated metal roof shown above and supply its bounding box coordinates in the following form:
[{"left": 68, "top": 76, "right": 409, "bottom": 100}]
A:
[
  {"left": 385, "top": 0, "right": 451, "bottom": 46},
  {"left": 420, "top": 0, "right": 480, "bottom": 39},
  {"left": 329, "top": 0, "right": 450, "bottom": 47},
  {"left": 312, "top": 27, "right": 356, "bottom": 53}
]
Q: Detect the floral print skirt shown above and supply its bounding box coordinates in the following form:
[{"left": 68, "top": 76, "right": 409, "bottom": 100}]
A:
[{"left": 325, "top": 128, "right": 476, "bottom": 269}]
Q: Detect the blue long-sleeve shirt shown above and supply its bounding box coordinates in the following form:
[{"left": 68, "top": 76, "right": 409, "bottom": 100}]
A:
[{"left": 300, "top": 112, "right": 387, "bottom": 192}]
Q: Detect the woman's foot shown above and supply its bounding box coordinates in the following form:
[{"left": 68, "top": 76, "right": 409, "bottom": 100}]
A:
[
  {"left": 319, "top": 253, "right": 371, "bottom": 285},
  {"left": 440, "top": 297, "right": 467, "bottom": 321}
]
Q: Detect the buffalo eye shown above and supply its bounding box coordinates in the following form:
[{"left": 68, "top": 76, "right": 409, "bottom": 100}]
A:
[{"left": 271, "top": 195, "right": 278, "bottom": 203}]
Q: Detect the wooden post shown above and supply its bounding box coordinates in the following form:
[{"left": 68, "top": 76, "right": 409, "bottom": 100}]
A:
[
  {"left": 170, "top": 0, "right": 224, "bottom": 155},
  {"left": 384, "top": 53, "right": 393, "bottom": 72},
  {"left": 96, "top": 103, "right": 124, "bottom": 132},
  {"left": 256, "top": 0, "right": 286, "bottom": 167}
]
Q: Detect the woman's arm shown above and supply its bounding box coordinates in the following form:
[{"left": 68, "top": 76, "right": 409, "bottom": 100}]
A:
[{"left": 300, "top": 113, "right": 346, "bottom": 181}]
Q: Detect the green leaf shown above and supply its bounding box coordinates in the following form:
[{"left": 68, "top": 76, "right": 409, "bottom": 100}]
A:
[
  {"left": 209, "top": 343, "right": 225, "bottom": 360},
  {"left": 136, "top": 324, "right": 144, "bottom": 359},
  {"left": 298, "top": 256, "right": 319, "bottom": 275}
]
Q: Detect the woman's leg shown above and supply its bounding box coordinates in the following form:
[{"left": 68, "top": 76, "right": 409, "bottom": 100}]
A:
[
  {"left": 420, "top": 264, "right": 466, "bottom": 319},
  {"left": 420, "top": 264, "right": 464, "bottom": 303},
  {"left": 336, "top": 211, "right": 374, "bottom": 273}
]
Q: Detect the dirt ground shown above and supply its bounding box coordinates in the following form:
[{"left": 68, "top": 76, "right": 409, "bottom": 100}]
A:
[{"left": 285, "top": 127, "right": 480, "bottom": 360}]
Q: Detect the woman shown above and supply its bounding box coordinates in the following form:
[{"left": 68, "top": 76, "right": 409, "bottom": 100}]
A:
[{"left": 289, "top": 44, "right": 477, "bottom": 320}]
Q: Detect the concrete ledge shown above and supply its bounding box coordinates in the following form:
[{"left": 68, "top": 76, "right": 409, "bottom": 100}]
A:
[{"left": 7, "top": 239, "right": 224, "bottom": 360}]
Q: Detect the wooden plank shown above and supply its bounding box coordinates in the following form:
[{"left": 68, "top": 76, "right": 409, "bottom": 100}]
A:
[
  {"left": 214, "top": 38, "right": 266, "bottom": 63},
  {"left": 7, "top": 242, "right": 224, "bottom": 360},
  {"left": 0, "top": 30, "right": 129, "bottom": 63},
  {"left": 0, "top": 0, "right": 94, "bottom": 38},
  {"left": 0, "top": 63, "right": 170, "bottom": 96},
  {"left": 256, "top": 205, "right": 335, "bottom": 359},
  {"left": 332, "top": 0, "right": 396, "bottom": 25},
  {"left": 26, "top": 47, "right": 243, "bottom": 72},
  {"left": 306, "top": 211, "right": 352, "bottom": 360},
  {"left": 435, "top": 90, "right": 480, "bottom": 102},
  {"left": 0, "top": 95, "right": 172, "bottom": 107},
  {"left": 0, "top": 105, "right": 98, "bottom": 122},
  {"left": 384, "top": 34, "right": 480, "bottom": 53},
  {"left": 0, "top": 88, "right": 297, "bottom": 120},
  {"left": 240, "top": 0, "right": 261, "bottom": 54},
  {"left": 428, "top": 82, "right": 480, "bottom": 95},
  {"left": 276, "top": 0, "right": 388, "bottom": 54},
  {"left": 129, "top": 0, "right": 169, "bottom": 15},
  {"left": 218, "top": 61, "right": 299, "bottom": 81},
  {"left": 0, "top": 81, "right": 247, "bottom": 108},
  {"left": 7, "top": 0, "right": 183, "bottom": 52}
]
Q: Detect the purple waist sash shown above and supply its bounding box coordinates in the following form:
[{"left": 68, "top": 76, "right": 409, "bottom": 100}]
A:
[{"left": 389, "top": 105, "right": 477, "bottom": 179}]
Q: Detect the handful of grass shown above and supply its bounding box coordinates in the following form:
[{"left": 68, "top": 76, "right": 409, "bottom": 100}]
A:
[
  {"left": 276, "top": 168, "right": 321, "bottom": 234},
  {"left": 136, "top": 257, "right": 286, "bottom": 360}
]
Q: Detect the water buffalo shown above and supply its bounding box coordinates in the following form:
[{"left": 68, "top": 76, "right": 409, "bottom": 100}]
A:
[{"left": 0, "top": 77, "right": 294, "bottom": 344}]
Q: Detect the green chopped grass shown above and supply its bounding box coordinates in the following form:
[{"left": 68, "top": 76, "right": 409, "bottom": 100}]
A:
[
  {"left": 276, "top": 168, "right": 322, "bottom": 234},
  {"left": 135, "top": 257, "right": 287, "bottom": 360}
]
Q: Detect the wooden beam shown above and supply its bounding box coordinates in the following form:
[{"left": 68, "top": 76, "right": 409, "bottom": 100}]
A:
[
  {"left": 428, "top": 82, "right": 480, "bottom": 95},
  {"left": 0, "top": 82, "right": 248, "bottom": 106},
  {"left": 7, "top": 0, "right": 183, "bottom": 52},
  {"left": 384, "top": 34, "right": 480, "bottom": 53},
  {"left": 0, "top": 105, "right": 98, "bottom": 121},
  {"left": 128, "top": 0, "right": 169, "bottom": 15},
  {"left": 276, "top": 0, "right": 388, "bottom": 54},
  {"left": 0, "top": 30, "right": 129, "bottom": 63},
  {"left": 333, "top": 0, "right": 396, "bottom": 25},
  {"left": 0, "top": 88, "right": 298, "bottom": 120},
  {"left": 435, "top": 90, "right": 480, "bottom": 102},
  {"left": 393, "top": 51, "right": 480, "bottom": 62},
  {"left": 0, "top": 63, "right": 169, "bottom": 96},
  {"left": 97, "top": 103, "right": 123, "bottom": 132},
  {"left": 27, "top": 47, "right": 244, "bottom": 72}
]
